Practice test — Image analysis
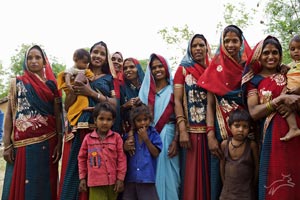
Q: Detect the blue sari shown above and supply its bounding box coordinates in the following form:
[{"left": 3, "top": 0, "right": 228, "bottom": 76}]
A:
[{"left": 139, "top": 53, "right": 180, "bottom": 200}]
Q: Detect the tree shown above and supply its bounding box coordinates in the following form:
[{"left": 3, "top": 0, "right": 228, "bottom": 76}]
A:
[
  {"left": 158, "top": 24, "right": 195, "bottom": 67},
  {"left": 260, "top": 0, "right": 300, "bottom": 64},
  {"left": 0, "top": 62, "right": 9, "bottom": 99}
]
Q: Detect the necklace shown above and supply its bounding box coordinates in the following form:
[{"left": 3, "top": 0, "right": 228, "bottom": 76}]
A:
[{"left": 230, "top": 139, "right": 245, "bottom": 149}]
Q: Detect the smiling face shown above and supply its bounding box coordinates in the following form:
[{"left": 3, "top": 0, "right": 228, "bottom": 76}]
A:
[
  {"left": 223, "top": 31, "right": 242, "bottom": 61},
  {"left": 259, "top": 43, "right": 281, "bottom": 73},
  {"left": 150, "top": 58, "right": 166, "bottom": 82},
  {"left": 26, "top": 48, "right": 45, "bottom": 76},
  {"left": 112, "top": 52, "right": 123, "bottom": 72},
  {"left": 90, "top": 44, "right": 107, "bottom": 68},
  {"left": 191, "top": 37, "right": 207, "bottom": 64},
  {"left": 123, "top": 59, "right": 138, "bottom": 81}
]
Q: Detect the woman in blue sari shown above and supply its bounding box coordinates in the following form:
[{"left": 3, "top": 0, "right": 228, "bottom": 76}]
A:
[
  {"left": 139, "top": 53, "right": 180, "bottom": 200},
  {"left": 120, "top": 57, "right": 144, "bottom": 134},
  {"left": 2, "top": 45, "right": 63, "bottom": 200},
  {"left": 59, "top": 41, "right": 119, "bottom": 200}
]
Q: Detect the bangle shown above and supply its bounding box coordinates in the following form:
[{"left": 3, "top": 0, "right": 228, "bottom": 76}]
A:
[
  {"left": 4, "top": 144, "right": 13, "bottom": 151},
  {"left": 97, "top": 93, "right": 101, "bottom": 100},
  {"left": 206, "top": 126, "right": 215, "bottom": 134},
  {"left": 176, "top": 118, "right": 186, "bottom": 125},
  {"left": 176, "top": 115, "right": 184, "bottom": 120},
  {"left": 266, "top": 101, "right": 275, "bottom": 114}
]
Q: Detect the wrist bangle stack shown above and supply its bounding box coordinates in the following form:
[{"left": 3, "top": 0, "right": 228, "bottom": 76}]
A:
[
  {"left": 176, "top": 115, "right": 186, "bottom": 125},
  {"left": 266, "top": 101, "right": 275, "bottom": 114}
]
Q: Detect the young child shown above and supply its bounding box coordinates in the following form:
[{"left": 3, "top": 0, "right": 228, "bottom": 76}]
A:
[
  {"left": 123, "top": 103, "right": 162, "bottom": 200},
  {"left": 57, "top": 48, "right": 94, "bottom": 127},
  {"left": 219, "top": 109, "right": 259, "bottom": 200},
  {"left": 77, "top": 102, "right": 127, "bottom": 200},
  {"left": 280, "top": 34, "right": 300, "bottom": 141}
]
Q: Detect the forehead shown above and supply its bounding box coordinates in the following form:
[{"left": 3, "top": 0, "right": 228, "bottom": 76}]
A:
[
  {"left": 92, "top": 44, "right": 106, "bottom": 52},
  {"left": 28, "top": 48, "right": 42, "bottom": 56},
  {"left": 263, "top": 43, "right": 279, "bottom": 51},
  {"left": 224, "top": 31, "right": 239, "bottom": 39},
  {"left": 97, "top": 110, "right": 113, "bottom": 117},
  {"left": 151, "top": 58, "right": 162, "bottom": 66},
  {"left": 112, "top": 53, "right": 123, "bottom": 59},
  {"left": 124, "top": 59, "right": 135, "bottom": 66},
  {"left": 290, "top": 41, "right": 300, "bottom": 47},
  {"left": 192, "top": 37, "right": 206, "bottom": 44}
]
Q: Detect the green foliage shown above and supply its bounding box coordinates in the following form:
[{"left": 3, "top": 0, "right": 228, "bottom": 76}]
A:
[
  {"left": 138, "top": 59, "right": 148, "bottom": 72},
  {"left": 10, "top": 43, "right": 35, "bottom": 76},
  {"left": 216, "top": 2, "right": 256, "bottom": 34},
  {"left": 262, "top": 0, "right": 300, "bottom": 64},
  {"left": 158, "top": 24, "right": 195, "bottom": 67},
  {"left": 51, "top": 56, "right": 66, "bottom": 77},
  {"left": 0, "top": 62, "right": 9, "bottom": 98}
]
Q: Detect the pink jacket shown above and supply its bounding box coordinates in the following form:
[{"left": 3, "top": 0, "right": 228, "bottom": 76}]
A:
[{"left": 78, "top": 129, "right": 127, "bottom": 187}]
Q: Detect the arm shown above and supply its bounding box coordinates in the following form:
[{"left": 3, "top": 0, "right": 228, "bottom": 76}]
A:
[
  {"left": 206, "top": 92, "right": 223, "bottom": 159},
  {"left": 52, "top": 97, "right": 63, "bottom": 163},
  {"left": 114, "top": 136, "right": 126, "bottom": 193},
  {"left": 219, "top": 140, "right": 226, "bottom": 184},
  {"left": 138, "top": 127, "right": 160, "bottom": 157},
  {"left": 174, "top": 82, "right": 190, "bottom": 149},
  {"left": 2, "top": 100, "right": 14, "bottom": 163},
  {"left": 251, "top": 141, "right": 259, "bottom": 187}
]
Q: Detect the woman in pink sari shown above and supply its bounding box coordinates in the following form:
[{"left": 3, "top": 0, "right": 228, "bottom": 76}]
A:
[{"left": 242, "top": 36, "right": 300, "bottom": 199}]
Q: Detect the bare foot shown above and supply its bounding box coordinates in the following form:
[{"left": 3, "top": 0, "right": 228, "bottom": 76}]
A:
[{"left": 280, "top": 128, "right": 300, "bottom": 141}]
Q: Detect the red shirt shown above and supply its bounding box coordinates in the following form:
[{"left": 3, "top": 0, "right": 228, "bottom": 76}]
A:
[{"left": 78, "top": 129, "right": 127, "bottom": 187}]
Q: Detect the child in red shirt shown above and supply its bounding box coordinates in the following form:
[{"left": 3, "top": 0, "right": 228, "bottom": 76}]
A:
[{"left": 78, "top": 102, "right": 127, "bottom": 199}]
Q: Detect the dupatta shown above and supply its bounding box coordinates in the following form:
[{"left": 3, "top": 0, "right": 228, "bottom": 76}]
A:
[
  {"left": 139, "top": 53, "right": 174, "bottom": 133},
  {"left": 198, "top": 25, "right": 252, "bottom": 96}
]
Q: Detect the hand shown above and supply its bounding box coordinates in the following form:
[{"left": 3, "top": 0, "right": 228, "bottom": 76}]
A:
[
  {"left": 179, "top": 130, "right": 191, "bottom": 149},
  {"left": 79, "top": 179, "right": 87, "bottom": 192},
  {"left": 287, "top": 87, "right": 300, "bottom": 95},
  {"left": 207, "top": 133, "right": 223, "bottom": 160},
  {"left": 3, "top": 146, "right": 14, "bottom": 164},
  {"left": 280, "top": 94, "right": 300, "bottom": 109},
  {"left": 124, "top": 138, "right": 135, "bottom": 156},
  {"left": 73, "top": 80, "right": 93, "bottom": 97},
  {"left": 276, "top": 104, "right": 292, "bottom": 118},
  {"left": 114, "top": 180, "right": 124, "bottom": 193},
  {"left": 67, "top": 84, "right": 74, "bottom": 94},
  {"left": 168, "top": 140, "right": 178, "bottom": 158},
  {"left": 137, "top": 127, "right": 149, "bottom": 142},
  {"left": 52, "top": 137, "right": 62, "bottom": 163}
]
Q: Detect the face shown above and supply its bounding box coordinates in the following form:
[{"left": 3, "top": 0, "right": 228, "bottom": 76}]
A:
[
  {"left": 76, "top": 58, "right": 89, "bottom": 70},
  {"left": 90, "top": 44, "right": 107, "bottom": 68},
  {"left": 150, "top": 58, "right": 166, "bottom": 82},
  {"left": 123, "top": 60, "right": 138, "bottom": 81},
  {"left": 230, "top": 121, "right": 249, "bottom": 141},
  {"left": 27, "top": 48, "right": 45, "bottom": 75},
  {"left": 289, "top": 41, "right": 300, "bottom": 62},
  {"left": 259, "top": 43, "right": 281, "bottom": 72},
  {"left": 95, "top": 111, "right": 114, "bottom": 135},
  {"left": 223, "top": 31, "right": 242, "bottom": 60},
  {"left": 112, "top": 53, "right": 123, "bottom": 72},
  {"left": 191, "top": 37, "right": 207, "bottom": 63},
  {"left": 134, "top": 114, "right": 151, "bottom": 130}
]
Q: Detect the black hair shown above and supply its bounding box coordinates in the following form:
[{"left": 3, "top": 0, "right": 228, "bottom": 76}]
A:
[
  {"left": 73, "top": 48, "right": 91, "bottom": 63},
  {"left": 28, "top": 45, "right": 46, "bottom": 65},
  {"left": 93, "top": 101, "right": 116, "bottom": 120},
  {"left": 262, "top": 36, "right": 282, "bottom": 57},
  {"left": 193, "top": 34, "right": 208, "bottom": 46},
  {"left": 228, "top": 109, "right": 252, "bottom": 127},
  {"left": 223, "top": 25, "right": 243, "bottom": 43},
  {"left": 289, "top": 34, "right": 300, "bottom": 48},
  {"left": 129, "top": 103, "right": 153, "bottom": 130}
]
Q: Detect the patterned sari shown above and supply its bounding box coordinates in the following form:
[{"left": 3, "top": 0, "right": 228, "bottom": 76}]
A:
[
  {"left": 197, "top": 26, "right": 252, "bottom": 200},
  {"left": 139, "top": 53, "right": 180, "bottom": 200},
  {"left": 59, "top": 41, "right": 119, "bottom": 200},
  {"left": 2, "top": 45, "right": 61, "bottom": 200},
  {"left": 120, "top": 58, "right": 144, "bottom": 134},
  {"left": 242, "top": 36, "right": 300, "bottom": 200},
  {"left": 174, "top": 34, "right": 210, "bottom": 200}
]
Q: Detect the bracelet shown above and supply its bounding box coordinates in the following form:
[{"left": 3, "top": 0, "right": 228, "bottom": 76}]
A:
[
  {"left": 266, "top": 101, "right": 275, "bottom": 114},
  {"left": 176, "top": 118, "right": 186, "bottom": 125},
  {"left": 206, "top": 126, "right": 215, "bottom": 134},
  {"left": 176, "top": 115, "right": 184, "bottom": 120},
  {"left": 4, "top": 144, "right": 13, "bottom": 151}
]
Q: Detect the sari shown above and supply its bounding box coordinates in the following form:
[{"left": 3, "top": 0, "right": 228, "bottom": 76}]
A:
[
  {"left": 139, "top": 53, "right": 180, "bottom": 200},
  {"left": 242, "top": 36, "right": 300, "bottom": 200},
  {"left": 197, "top": 26, "right": 252, "bottom": 200},
  {"left": 173, "top": 34, "right": 210, "bottom": 200},
  {"left": 59, "top": 41, "right": 120, "bottom": 200},
  {"left": 120, "top": 58, "right": 144, "bottom": 134},
  {"left": 2, "top": 45, "right": 62, "bottom": 200}
]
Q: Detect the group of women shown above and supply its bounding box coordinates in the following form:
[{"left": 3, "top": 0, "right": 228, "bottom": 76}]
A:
[{"left": 1, "top": 24, "right": 300, "bottom": 200}]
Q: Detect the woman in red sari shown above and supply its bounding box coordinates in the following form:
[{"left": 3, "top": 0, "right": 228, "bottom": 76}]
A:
[
  {"left": 242, "top": 36, "right": 300, "bottom": 200},
  {"left": 173, "top": 34, "right": 210, "bottom": 200},
  {"left": 197, "top": 25, "right": 252, "bottom": 199},
  {"left": 2, "top": 45, "right": 63, "bottom": 200}
]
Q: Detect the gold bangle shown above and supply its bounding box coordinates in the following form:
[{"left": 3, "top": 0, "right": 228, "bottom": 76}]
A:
[
  {"left": 4, "top": 144, "right": 13, "bottom": 151},
  {"left": 176, "top": 115, "right": 184, "bottom": 120},
  {"left": 176, "top": 118, "right": 186, "bottom": 125},
  {"left": 266, "top": 101, "right": 275, "bottom": 114}
]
